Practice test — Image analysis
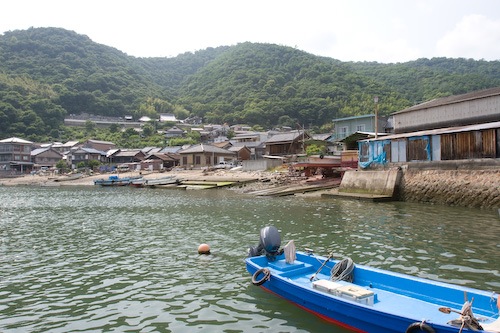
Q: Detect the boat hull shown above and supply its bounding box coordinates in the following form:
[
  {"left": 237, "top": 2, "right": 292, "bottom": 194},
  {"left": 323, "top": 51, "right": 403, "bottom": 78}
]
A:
[
  {"left": 94, "top": 176, "right": 142, "bottom": 186},
  {"left": 245, "top": 252, "right": 499, "bottom": 333}
]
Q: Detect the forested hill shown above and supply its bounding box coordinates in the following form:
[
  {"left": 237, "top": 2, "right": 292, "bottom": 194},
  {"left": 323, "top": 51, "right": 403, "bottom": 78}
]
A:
[{"left": 1, "top": 27, "right": 500, "bottom": 141}]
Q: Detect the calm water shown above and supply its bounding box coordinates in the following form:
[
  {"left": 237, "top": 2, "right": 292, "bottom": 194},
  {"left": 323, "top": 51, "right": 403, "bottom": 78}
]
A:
[{"left": 0, "top": 186, "right": 499, "bottom": 333}]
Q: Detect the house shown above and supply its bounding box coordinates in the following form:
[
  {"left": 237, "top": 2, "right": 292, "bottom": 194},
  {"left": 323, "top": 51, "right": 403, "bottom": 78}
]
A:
[
  {"left": 31, "top": 147, "right": 63, "bottom": 169},
  {"left": 109, "top": 149, "right": 146, "bottom": 164},
  {"left": 230, "top": 132, "right": 269, "bottom": 160},
  {"left": 160, "top": 146, "right": 183, "bottom": 154},
  {"left": 228, "top": 145, "right": 251, "bottom": 161},
  {"left": 392, "top": 87, "right": 500, "bottom": 134},
  {"left": 213, "top": 141, "right": 233, "bottom": 150},
  {"left": 179, "top": 144, "right": 236, "bottom": 168},
  {"left": 165, "top": 126, "right": 186, "bottom": 138},
  {"left": 141, "top": 147, "right": 162, "bottom": 155},
  {"left": 83, "top": 139, "right": 116, "bottom": 152},
  {"left": 332, "top": 115, "right": 386, "bottom": 141},
  {"left": 0, "top": 137, "right": 34, "bottom": 173},
  {"left": 159, "top": 113, "right": 177, "bottom": 123},
  {"left": 52, "top": 140, "right": 79, "bottom": 154},
  {"left": 66, "top": 147, "right": 107, "bottom": 168},
  {"left": 264, "top": 130, "right": 310, "bottom": 156},
  {"left": 142, "top": 153, "right": 180, "bottom": 171}
]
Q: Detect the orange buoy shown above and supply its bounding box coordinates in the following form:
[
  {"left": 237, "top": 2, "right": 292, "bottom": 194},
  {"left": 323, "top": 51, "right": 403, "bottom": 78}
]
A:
[{"left": 198, "top": 243, "right": 211, "bottom": 255}]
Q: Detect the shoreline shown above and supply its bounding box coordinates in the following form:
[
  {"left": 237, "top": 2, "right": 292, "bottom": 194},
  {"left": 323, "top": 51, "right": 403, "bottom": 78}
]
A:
[
  {"left": 3, "top": 168, "right": 498, "bottom": 210},
  {"left": 0, "top": 168, "right": 327, "bottom": 196}
]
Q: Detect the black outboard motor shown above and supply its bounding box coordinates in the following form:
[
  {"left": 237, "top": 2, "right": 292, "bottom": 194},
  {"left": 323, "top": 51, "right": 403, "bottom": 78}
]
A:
[{"left": 248, "top": 226, "right": 282, "bottom": 260}]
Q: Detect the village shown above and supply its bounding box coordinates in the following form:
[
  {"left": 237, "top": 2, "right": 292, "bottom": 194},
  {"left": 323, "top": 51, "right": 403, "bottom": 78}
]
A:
[{"left": 1, "top": 87, "right": 499, "bottom": 209}]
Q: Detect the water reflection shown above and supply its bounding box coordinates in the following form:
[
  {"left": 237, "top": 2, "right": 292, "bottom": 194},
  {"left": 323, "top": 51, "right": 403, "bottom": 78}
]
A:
[{"left": 0, "top": 186, "right": 498, "bottom": 332}]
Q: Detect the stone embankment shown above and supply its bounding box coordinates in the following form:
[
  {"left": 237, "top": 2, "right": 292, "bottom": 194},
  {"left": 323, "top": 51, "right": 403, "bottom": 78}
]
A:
[{"left": 399, "top": 169, "right": 500, "bottom": 209}]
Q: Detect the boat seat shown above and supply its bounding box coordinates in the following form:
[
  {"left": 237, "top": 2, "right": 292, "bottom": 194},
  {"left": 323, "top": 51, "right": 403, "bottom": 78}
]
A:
[
  {"left": 482, "top": 318, "right": 500, "bottom": 333},
  {"left": 312, "top": 279, "right": 376, "bottom": 306},
  {"left": 312, "top": 279, "right": 343, "bottom": 293}
]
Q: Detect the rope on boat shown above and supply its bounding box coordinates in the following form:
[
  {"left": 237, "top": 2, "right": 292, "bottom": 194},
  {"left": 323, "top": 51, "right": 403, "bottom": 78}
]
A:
[
  {"left": 405, "top": 321, "right": 436, "bottom": 333},
  {"left": 447, "top": 300, "right": 484, "bottom": 332},
  {"left": 252, "top": 268, "right": 271, "bottom": 286},
  {"left": 330, "top": 257, "right": 354, "bottom": 282}
]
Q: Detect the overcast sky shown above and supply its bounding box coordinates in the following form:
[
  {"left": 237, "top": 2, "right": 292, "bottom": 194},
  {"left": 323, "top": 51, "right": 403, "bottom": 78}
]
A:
[{"left": 1, "top": 0, "right": 499, "bottom": 63}]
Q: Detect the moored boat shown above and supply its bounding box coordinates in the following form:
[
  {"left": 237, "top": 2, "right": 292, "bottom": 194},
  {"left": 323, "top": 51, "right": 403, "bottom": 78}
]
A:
[
  {"left": 94, "top": 175, "right": 141, "bottom": 186},
  {"left": 246, "top": 226, "right": 500, "bottom": 333},
  {"left": 135, "top": 175, "right": 180, "bottom": 188},
  {"left": 53, "top": 172, "right": 83, "bottom": 182}
]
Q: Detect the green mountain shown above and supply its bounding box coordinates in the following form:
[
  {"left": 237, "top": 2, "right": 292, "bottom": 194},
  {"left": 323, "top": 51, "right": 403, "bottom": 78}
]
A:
[{"left": 1, "top": 27, "right": 499, "bottom": 141}]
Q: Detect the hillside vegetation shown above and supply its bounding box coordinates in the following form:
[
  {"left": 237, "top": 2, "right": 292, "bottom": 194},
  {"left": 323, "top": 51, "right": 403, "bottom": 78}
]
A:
[{"left": 1, "top": 27, "right": 500, "bottom": 142}]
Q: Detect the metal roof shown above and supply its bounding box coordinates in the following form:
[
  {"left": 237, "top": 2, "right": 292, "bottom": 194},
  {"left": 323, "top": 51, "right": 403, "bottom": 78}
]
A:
[
  {"left": 364, "top": 121, "right": 500, "bottom": 141},
  {"left": 31, "top": 147, "right": 51, "bottom": 155},
  {"left": 332, "top": 114, "right": 375, "bottom": 122},
  {"left": 266, "top": 131, "right": 307, "bottom": 144},
  {"left": 76, "top": 147, "right": 106, "bottom": 154},
  {"left": 393, "top": 87, "right": 500, "bottom": 115},
  {"left": 115, "top": 149, "right": 143, "bottom": 157},
  {"left": 85, "top": 139, "right": 115, "bottom": 145},
  {"left": 0, "top": 137, "right": 33, "bottom": 144},
  {"left": 179, "top": 144, "right": 235, "bottom": 154}
]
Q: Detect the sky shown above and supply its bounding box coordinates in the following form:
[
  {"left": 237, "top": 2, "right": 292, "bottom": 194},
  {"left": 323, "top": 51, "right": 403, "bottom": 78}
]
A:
[{"left": 1, "top": 0, "right": 500, "bottom": 63}]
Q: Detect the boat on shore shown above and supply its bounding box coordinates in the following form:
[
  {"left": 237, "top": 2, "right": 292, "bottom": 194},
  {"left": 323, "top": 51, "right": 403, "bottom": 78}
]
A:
[
  {"left": 246, "top": 226, "right": 500, "bottom": 333},
  {"left": 94, "top": 175, "right": 141, "bottom": 186},
  {"left": 53, "top": 173, "right": 83, "bottom": 182},
  {"left": 130, "top": 175, "right": 181, "bottom": 188}
]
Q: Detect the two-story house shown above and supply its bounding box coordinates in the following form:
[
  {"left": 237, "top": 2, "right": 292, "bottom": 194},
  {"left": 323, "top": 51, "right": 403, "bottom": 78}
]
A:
[{"left": 0, "top": 137, "right": 34, "bottom": 173}]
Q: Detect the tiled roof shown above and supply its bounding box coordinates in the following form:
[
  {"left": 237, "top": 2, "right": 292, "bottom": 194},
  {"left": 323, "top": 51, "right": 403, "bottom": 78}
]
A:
[
  {"left": 266, "top": 131, "right": 307, "bottom": 144},
  {"left": 31, "top": 148, "right": 50, "bottom": 155},
  {"left": 180, "top": 144, "right": 234, "bottom": 154}
]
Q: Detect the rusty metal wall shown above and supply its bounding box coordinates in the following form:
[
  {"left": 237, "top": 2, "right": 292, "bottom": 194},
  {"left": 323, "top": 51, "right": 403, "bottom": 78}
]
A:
[
  {"left": 407, "top": 136, "right": 430, "bottom": 161},
  {"left": 441, "top": 129, "right": 497, "bottom": 160}
]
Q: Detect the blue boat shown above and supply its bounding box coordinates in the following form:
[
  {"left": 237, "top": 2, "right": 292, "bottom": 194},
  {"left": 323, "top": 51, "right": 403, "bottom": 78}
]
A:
[
  {"left": 246, "top": 226, "right": 500, "bottom": 333},
  {"left": 94, "top": 175, "right": 141, "bottom": 186}
]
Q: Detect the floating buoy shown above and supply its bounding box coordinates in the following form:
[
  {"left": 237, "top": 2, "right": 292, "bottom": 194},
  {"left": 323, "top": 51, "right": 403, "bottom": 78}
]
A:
[{"left": 198, "top": 243, "right": 211, "bottom": 255}]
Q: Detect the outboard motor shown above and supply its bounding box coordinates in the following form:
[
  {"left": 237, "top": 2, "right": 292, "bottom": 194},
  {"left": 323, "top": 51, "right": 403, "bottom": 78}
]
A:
[{"left": 248, "top": 226, "right": 282, "bottom": 260}]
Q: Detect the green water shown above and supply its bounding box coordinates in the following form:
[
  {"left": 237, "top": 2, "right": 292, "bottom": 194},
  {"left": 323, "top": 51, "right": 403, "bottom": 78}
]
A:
[{"left": 0, "top": 186, "right": 499, "bottom": 332}]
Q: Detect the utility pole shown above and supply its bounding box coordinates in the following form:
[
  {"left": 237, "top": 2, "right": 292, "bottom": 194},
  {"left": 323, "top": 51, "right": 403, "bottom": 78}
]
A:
[{"left": 374, "top": 96, "right": 379, "bottom": 139}]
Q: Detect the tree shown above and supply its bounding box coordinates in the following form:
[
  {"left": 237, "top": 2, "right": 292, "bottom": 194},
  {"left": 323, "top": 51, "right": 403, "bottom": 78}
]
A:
[
  {"left": 56, "top": 159, "right": 68, "bottom": 173},
  {"left": 109, "top": 123, "right": 120, "bottom": 133},
  {"left": 142, "top": 123, "right": 155, "bottom": 137},
  {"left": 87, "top": 159, "right": 100, "bottom": 171},
  {"left": 85, "top": 120, "right": 96, "bottom": 133},
  {"left": 306, "top": 144, "right": 325, "bottom": 156}
]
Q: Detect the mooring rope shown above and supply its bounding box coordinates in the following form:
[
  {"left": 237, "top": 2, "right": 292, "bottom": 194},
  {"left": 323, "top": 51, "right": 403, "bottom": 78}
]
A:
[{"left": 330, "top": 257, "right": 355, "bottom": 282}]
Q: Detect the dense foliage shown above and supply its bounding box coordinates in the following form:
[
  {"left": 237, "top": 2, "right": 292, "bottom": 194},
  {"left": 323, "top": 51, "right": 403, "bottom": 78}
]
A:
[{"left": 1, "top": 27, "right": 499, "bottom": 142}]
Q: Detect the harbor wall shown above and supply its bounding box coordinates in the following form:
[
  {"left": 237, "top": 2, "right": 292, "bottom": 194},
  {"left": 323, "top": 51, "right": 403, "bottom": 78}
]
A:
[
  {"left": 338, "top": 161, "right": 499, "bottom": 210},
  {"left": 399, "top": 168, "right": 500, "bottom": 210},
  {"left": 339, "top": 169, "right": 400, "bottom": 196}
]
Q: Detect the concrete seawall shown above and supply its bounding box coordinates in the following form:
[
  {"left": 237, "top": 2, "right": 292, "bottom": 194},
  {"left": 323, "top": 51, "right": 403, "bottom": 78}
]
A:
[
  {"left": 339, "top": 169, "right": 401, "bottom": 197},
  {"left": 335, "top": 166, "right": 499, "bottom": 210},
  {"left": 399, "top": 169, "right": 500, "bottom": 210}
]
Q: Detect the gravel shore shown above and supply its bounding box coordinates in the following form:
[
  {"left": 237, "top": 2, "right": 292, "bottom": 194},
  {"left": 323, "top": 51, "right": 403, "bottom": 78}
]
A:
[{"left": 0, "top": 168, "right": 332, "bottom": 198}]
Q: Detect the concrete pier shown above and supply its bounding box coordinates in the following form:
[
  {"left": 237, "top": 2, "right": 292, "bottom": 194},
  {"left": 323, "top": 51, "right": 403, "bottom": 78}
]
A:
[{"left": 322, "top": 169, "right": 400, "bottom": 202}]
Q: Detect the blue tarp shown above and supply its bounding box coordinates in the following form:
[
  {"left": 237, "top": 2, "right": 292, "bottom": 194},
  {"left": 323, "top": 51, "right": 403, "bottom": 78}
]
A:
[{"left": 358, "top": 140, "right": 390, "bottom": 169}]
